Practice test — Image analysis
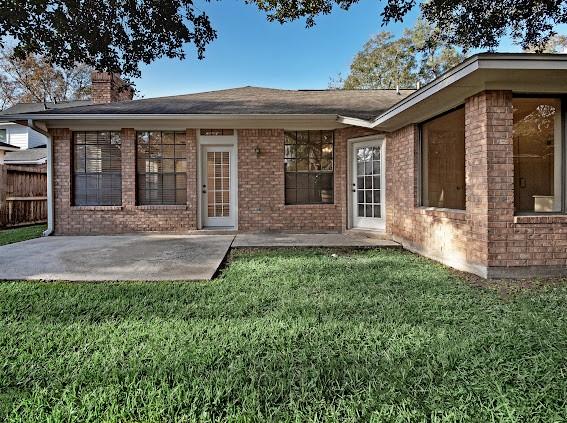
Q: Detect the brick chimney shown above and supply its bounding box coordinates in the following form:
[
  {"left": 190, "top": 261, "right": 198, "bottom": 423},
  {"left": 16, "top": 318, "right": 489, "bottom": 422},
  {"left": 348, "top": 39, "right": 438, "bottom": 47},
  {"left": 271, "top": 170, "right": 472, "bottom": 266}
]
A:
[{"left": 90, "top": 71, "right": 134, "bottom": 104}]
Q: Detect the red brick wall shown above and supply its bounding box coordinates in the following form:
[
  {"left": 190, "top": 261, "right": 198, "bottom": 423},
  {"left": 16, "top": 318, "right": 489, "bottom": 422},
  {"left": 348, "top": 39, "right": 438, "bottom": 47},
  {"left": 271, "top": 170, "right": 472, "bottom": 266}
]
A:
[
  {"left": 386, "top": 125, "right": 473, "bottom": 273},
  {"left": 237, "top": 127, "right": 378, "bottom": 232},
  {"left": 51, "top": 128, "right": 197, "bottom": 234},
  {"left": 51, "top": 126, "right": 379, "bottom": 234},
  {"left": 387, "top": 90, "right": 567, "bottom": 278},
  {"left": 480, "top": 92, "right": 567, "bottom": 277}
]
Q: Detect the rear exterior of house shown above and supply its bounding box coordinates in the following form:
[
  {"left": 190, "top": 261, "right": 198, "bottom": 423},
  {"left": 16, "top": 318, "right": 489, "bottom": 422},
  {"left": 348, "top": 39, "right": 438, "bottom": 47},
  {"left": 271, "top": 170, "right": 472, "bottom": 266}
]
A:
[{"left": 6, "top": 54, "right": 567, "bottom": 278}]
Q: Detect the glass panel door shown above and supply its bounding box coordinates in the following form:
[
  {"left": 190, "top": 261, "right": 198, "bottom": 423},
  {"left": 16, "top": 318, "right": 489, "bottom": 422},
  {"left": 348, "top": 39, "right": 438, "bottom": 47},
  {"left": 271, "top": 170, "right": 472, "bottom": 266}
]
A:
[
  {"left": 352, "top": 139, "right": 385, "bottom": 230},
  {"left": 202, "top": 146, "right": 235, "bottom": 227},
  {"left": 206, "top": 151, "right": 230, "bottom": 218}
]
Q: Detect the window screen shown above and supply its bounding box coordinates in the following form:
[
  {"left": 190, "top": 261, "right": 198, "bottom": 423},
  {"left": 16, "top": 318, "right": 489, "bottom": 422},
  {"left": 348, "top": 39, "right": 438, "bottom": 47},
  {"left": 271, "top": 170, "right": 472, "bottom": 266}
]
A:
[
  {"left": 136, "top": 131, "right": 187, "bottom": 205},
  {"left": 73, "top": 131, "right": 122, "bottom": 206},
  {"left": 284, "top": 130, "right": 334, "bottom": 204},
  {"left": 421, "top": 107, "right": 466, "bottom": 210},
  {"left": 513, "top": 98, "right": 562, "bottom": 213}
]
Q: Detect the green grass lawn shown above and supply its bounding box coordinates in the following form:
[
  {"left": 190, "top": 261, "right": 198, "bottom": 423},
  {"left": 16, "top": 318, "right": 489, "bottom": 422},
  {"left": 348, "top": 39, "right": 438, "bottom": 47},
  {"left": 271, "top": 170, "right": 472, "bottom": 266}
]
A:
[
  {"left": 0, "top": 224, "right": 46, "bottom": 246},
  {"left": 1, "top": 249, "right": 566, "bottom": 422}
]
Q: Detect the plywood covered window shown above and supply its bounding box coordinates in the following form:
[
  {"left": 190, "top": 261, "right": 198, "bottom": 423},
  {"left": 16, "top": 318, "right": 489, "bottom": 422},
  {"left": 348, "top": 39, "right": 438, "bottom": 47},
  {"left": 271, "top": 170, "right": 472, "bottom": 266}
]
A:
[
  {"left": 420, "top": 107, "right": 466, "bottom": 210},
  {"left": 513, "top": 98, "right": 562, "bottom": 213},
  {"left": 73, "top": 131, "right": 122, "bottom": 206},
  {"left": 136, "top": 131, "right": 187, "bottom": 205},
  {"left": 284, "top": 130, "right": 334, "bottom": 204}
]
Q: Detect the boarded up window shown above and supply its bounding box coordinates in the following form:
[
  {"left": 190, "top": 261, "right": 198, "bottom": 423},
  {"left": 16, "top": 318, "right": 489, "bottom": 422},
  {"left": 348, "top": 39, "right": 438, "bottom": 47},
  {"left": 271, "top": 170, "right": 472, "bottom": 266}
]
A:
[
  {"left": 136, "top": 131, "right": 187, "bottom": 205},
  {"left": 73, "top": 131, "right": 122, "bottom": 206}
]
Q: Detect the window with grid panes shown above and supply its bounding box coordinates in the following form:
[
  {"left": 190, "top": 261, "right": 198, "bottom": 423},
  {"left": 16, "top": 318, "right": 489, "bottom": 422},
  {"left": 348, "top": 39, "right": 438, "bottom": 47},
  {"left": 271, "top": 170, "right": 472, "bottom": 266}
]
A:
[
  {"left": 284, "top": 130, "right": 334, "bottom": 204},
  {"left": 136, "top": 131, "right": 187, "bottom": 205},
  {"left": 73, "top": 131, "right": 122, "bottom": 206}
]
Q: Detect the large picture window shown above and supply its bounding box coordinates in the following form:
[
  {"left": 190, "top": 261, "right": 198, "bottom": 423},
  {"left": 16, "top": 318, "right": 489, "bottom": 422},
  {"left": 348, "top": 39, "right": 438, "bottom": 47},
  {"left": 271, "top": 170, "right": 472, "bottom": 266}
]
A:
[
  {"left": 513, "top": 98, "right": 562, "bottom": 213},
  {"left": 136, "top": 131, "right": 187, "bottom": 205},
  {"left": 73, "top": 131, "right": 122, "bottom": 206},
  {"left": 284, "top": 130, "right": 334, "bottom": 204},
  {"left": 420, "top": 107, "right": 466, "bottom": 210}
]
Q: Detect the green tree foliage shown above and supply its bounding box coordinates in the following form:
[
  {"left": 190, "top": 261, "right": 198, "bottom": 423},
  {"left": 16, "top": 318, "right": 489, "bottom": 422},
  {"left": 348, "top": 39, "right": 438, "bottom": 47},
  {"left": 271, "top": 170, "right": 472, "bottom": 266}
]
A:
[
  {"left": 340, "top": 19, "right": 464, "bottom": 89},
  {"left": 1, "top": 0, "right": 565, "bottom": 80},
  {"left": 253, "top": 0, "right": 567, "bottom": 51},
  {"left": 0, "top": 0, "right": 216, "bottom": 79}
]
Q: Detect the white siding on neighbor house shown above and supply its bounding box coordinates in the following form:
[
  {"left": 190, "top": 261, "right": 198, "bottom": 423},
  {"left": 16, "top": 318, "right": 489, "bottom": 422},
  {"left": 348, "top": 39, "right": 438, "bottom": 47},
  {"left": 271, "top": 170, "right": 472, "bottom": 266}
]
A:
[
  {"left": 6, "top": 125, "right": 29, "bottom": 149},
  {"left": 0, "top": 123, "right": 47, "bottom": 149},
  {"left": 27, "top": 127, "right": 47, "bottom": 148}
]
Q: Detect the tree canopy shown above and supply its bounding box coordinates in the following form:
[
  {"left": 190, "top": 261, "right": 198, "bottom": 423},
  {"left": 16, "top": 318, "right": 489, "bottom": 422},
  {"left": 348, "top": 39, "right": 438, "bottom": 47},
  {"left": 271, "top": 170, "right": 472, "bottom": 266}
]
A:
[
  {"left": 1, "top": 1, "right": 566, "bottom": 80},
  {"left": 335, "top": 19, "right": 464, "bottom": 89},
  {"left": 0, "top": 0, "right": 216, "bottom": 79},
  {"left": 254, "top": 0, "right": 567, "bottom": 52},
  {"left": 0, "top": 49, "right": 91, "bottom": 110}
]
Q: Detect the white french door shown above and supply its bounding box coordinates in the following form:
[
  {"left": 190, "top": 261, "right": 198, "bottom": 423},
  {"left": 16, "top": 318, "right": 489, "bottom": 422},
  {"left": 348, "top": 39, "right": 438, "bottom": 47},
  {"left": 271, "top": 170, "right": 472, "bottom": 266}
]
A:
[
  {"left": 201, "top": 145, "right": 236, "bottom": 227},
  {"left": 351, "top": 138, "right": 385, "bottom": 230}
]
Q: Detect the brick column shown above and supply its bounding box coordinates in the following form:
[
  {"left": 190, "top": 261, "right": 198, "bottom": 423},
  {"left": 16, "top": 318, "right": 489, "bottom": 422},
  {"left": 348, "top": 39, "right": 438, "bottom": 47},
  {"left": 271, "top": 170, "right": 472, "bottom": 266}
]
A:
[
  {"left": 121, "top": 128, "right": 136, "bottom": 208},
  {"left": 50, "top": 128, "right": 72, "bottom": 233},
  {"left": 186, "top": 128, "right": 198, "bottom": 227},
  {"left": 465, "top": 91, "right": 514, "bottom": 271}
]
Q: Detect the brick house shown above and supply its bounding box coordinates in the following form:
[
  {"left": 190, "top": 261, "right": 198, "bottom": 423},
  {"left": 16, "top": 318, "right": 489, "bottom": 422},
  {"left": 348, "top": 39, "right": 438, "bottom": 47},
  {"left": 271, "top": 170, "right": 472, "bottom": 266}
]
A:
[{"left": 5, "top": 53, "right": 567, "bottom": 278}]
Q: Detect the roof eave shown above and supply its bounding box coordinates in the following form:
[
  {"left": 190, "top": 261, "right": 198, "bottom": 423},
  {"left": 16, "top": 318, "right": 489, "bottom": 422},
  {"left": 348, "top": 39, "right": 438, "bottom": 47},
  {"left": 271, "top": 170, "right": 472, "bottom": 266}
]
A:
[
  {"left": 366, "top": 53, "right": 567, "bottom": 131},
  {"left": 1, "top": 113, "right": 342, "bottom": 121}
]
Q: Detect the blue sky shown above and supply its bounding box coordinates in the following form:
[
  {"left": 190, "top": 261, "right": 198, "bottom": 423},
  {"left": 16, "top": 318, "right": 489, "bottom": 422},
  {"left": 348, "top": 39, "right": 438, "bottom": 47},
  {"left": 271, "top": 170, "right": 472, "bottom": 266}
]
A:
[{"left": 134, "top": 1, "right": 524, "bottom": 98}]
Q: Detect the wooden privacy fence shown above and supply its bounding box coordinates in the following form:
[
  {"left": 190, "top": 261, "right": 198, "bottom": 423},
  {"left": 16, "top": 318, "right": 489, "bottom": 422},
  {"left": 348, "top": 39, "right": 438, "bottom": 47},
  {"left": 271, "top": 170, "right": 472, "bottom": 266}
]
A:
[{"left": 0, "top": 164, "right": 47, "bottom": 228}]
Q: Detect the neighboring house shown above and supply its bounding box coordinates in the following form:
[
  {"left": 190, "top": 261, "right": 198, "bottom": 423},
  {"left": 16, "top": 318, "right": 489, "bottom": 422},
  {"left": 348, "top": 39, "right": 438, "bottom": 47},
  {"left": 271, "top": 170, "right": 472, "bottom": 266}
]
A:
[
  {"left": 0, "top": 141, "right": 19, "bottom": 164},
  {"left": 0, "top": 100, "right": 92, "bottom": 150},
  {"left": 0, "top": 122, "right": 46, "bottom": 150},
  {"left": 4, "top": 55, "right": 567, "bottom": 278}
]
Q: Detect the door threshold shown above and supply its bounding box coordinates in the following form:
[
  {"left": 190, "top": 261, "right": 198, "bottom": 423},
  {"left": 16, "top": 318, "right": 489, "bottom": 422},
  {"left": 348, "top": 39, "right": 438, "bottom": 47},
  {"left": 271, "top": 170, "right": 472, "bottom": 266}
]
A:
[{"left": 200, "top": 227, "right": 238, "bottom": 234}]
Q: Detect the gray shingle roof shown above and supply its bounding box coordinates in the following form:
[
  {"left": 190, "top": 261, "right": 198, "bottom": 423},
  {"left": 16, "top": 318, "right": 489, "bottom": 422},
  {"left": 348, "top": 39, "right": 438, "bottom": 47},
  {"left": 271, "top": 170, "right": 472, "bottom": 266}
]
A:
[
  {"left": 1, "top": 100, "right": 92, "bottom": 115},
  {"left": 25, "top": 87, "right": 415, "bottom": 120},
  {"left": 4, "top": 147, "right": 47, "bottom": 163}
]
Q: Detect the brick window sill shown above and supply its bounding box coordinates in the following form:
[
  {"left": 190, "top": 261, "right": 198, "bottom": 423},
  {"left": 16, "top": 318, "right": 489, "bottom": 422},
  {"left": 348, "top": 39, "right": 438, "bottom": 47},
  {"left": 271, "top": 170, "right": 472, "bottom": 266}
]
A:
[
  {"left": 136, "top": 205, "right": 187, "bottom": 210},
  {"left": 416, "top": 207, "right": 467, "bottom": 221},
  {"left": 514, "top": 215, "right": 567, "bottom": 224},
  {"left": 71, "top": 206, "right": 123, "bottom": 211}
]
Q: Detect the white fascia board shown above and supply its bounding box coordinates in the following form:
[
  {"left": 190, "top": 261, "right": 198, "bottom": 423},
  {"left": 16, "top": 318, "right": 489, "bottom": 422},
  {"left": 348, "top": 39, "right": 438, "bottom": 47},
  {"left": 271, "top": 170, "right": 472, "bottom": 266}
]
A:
[
  {"left": 369, "top": 57, "right": 480, "bottom": 128},
  {"left": 336, "top": 115, "right": 374, "bottom": 128},
  {"left": 369, "top": 54, "right": 567, "bottom": 129}
]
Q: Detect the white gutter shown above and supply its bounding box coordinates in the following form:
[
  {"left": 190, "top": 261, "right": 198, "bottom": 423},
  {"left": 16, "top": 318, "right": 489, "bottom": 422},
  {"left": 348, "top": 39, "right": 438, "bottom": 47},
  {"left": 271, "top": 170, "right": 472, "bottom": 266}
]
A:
[
  {"left": 336, "top": 115, "right": 374, "bottom": 128},
  {"left": 4, "top": 159, "right": 47, "bottom": 165}
]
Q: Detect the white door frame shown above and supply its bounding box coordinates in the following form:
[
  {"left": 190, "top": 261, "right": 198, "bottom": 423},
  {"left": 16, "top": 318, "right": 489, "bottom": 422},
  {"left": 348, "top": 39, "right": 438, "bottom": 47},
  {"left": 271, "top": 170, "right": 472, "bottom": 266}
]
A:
[
  {"left": 347, "top": 135, "right": 386, "bottom": 231},
  {"left": 197, "top": 131, "right": 238, "bottom": 229}
]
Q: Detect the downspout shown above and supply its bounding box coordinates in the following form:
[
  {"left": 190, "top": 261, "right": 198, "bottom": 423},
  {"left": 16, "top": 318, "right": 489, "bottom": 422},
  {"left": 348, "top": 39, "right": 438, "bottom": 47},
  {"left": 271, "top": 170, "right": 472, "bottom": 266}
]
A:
[{"left": 26, "top": 119, "right": 53, "bottom": 236}]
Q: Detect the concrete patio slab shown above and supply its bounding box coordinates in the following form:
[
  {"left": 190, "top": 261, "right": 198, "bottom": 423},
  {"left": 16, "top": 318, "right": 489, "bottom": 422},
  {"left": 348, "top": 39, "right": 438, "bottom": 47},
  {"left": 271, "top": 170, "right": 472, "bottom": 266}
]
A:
[
  {"left": 0, "top": 234, "right": 235, "bottom": 281},
  {"left": 232, "top": 233, "right": 400, "bottom": 248}
]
